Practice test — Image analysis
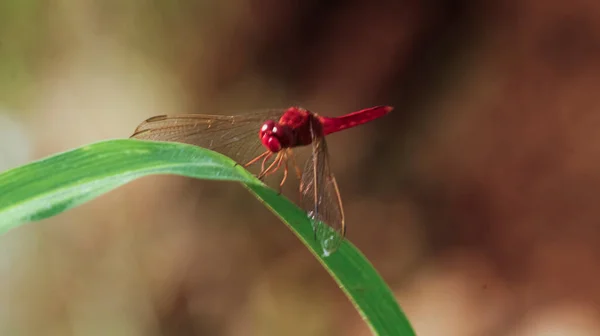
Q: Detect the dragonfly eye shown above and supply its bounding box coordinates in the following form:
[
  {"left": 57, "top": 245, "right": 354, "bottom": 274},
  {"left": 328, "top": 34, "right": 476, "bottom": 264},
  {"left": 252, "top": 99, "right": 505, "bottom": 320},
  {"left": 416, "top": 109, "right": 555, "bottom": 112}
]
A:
[
  {"left": 260, "top": 120, "right": 276, "bottom": 137},
  {"left": 259, "top": 120, "right": 290, "bottom": 152},
  {"left": 262, "top": 134, "right": 282, "bottom": 152}
]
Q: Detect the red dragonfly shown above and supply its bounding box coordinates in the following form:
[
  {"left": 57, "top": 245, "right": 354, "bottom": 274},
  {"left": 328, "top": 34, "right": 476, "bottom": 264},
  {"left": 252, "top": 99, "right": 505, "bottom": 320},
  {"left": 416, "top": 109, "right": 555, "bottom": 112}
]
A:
[{"left": 130, "top": 106, "right": 392, "bottom": 255}]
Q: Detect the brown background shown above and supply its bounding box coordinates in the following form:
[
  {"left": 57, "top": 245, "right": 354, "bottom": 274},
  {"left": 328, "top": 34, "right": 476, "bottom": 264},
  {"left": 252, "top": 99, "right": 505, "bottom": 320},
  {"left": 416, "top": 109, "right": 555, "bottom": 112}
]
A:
[{"left": 1, "top": 0, "right": 600, "bottom": 335}]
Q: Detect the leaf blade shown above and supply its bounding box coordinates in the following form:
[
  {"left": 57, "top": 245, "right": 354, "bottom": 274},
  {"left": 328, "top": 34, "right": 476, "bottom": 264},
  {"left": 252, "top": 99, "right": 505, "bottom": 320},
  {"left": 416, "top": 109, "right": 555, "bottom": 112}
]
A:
[{"left": 0, "top": 139, "right": 415, "bottom": 336}]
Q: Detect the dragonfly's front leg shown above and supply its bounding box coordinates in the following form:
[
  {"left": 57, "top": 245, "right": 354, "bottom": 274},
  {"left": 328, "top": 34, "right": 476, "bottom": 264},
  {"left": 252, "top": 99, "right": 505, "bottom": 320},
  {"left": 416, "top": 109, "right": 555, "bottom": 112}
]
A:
[
  {"left": 244, "top": 151, "right": 269, "bottom": 168},
  {"left": 241, "top": 151, "right": 273, "bottom": 181},
  {"left": 259, "top": 152, "right": 284, "bottom": 180},
  {"left": 256, "top": 152, "right": 274, "bottom": 180}
]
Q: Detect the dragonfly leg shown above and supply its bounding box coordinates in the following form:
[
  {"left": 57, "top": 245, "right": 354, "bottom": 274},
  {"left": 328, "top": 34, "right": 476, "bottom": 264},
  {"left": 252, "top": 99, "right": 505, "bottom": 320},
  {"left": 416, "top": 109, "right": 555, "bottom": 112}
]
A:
[
  {"left": 259, "top": 152, "right": 283, "bottom": 179},
  {"left": 260, "top": 152, "right": 274, "bottom": 176},
  {"left": 258, "top": 154, "right": 275, "bottom": 179},
  {"left": 253, "top": 152, "right": 274, "bottom": 181},
  {"left": 244, "top": 151, "right": 269, "bottom": 168}
]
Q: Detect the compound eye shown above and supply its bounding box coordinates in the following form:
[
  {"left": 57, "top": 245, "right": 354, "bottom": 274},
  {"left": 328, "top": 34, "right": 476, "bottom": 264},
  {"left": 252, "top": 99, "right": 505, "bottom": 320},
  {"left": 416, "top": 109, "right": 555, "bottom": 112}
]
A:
[
  {"left": 267, "top": 137, "right": 282, "bottom": 152},
  {"left": 260, "top": 134, "right": 281, "bottom": 152},
  {"left": 260, "top": 120, "right": 276, "bottom": 137}
]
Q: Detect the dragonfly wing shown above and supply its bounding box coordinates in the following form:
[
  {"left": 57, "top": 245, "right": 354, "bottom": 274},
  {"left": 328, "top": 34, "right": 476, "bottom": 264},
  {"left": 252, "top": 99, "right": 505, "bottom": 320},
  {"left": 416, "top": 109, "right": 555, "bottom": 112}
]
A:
[
  {"left": 299, "top": 117, "right": 345, "bottom": 255},
  {"left": 131, "top": 110, "right": 284, "bottom": 167}
]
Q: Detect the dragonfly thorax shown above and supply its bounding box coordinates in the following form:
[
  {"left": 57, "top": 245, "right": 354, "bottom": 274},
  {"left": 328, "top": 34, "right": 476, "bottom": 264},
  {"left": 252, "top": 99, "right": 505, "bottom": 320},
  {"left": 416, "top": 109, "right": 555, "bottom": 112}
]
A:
[{"left": 260, "top": 120, "right": 294, "bottom": 152}]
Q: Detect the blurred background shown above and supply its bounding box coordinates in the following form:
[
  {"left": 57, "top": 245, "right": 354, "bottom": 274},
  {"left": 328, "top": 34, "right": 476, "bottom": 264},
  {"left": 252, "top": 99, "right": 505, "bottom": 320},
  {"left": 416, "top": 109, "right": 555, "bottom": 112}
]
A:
[{"left": 2, "top": 0, "right": 600, "bottom": 335}]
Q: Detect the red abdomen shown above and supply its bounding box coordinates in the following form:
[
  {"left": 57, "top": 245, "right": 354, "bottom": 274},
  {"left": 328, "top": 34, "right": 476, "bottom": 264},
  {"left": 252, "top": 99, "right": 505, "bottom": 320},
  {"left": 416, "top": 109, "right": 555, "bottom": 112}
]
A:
[{"left": 320, "top": 106, "right": 392, "bottom": 135}]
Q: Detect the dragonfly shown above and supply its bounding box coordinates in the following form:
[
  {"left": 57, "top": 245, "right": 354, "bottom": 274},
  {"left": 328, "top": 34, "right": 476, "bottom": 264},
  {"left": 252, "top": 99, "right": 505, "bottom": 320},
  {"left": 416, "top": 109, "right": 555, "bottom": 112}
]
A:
[{"left": 130, "top": 105, "right": 392, "bottom": 255}]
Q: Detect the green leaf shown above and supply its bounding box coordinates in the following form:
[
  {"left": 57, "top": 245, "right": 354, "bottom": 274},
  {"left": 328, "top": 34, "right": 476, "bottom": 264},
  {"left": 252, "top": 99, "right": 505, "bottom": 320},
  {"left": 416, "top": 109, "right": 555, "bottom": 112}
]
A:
[{"left": 0, "top": 139, "right": 415, "bottom": 336}]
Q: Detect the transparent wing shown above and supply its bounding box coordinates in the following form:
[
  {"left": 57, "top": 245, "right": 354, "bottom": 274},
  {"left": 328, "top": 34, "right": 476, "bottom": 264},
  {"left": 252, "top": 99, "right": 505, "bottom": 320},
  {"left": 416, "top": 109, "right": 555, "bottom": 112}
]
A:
[
  {"left": 299, "top": 117, "right": 345, "bottom": 255},
  {"left": 130, "top": 110, "right": 284, "bottom": 166}
]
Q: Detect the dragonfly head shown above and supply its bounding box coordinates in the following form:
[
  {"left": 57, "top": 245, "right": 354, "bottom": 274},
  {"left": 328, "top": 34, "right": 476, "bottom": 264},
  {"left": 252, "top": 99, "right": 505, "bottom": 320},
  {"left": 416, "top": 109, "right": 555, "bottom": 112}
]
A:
[{"left": 260, "top": 120, "right": 293, "bottom": 152}]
